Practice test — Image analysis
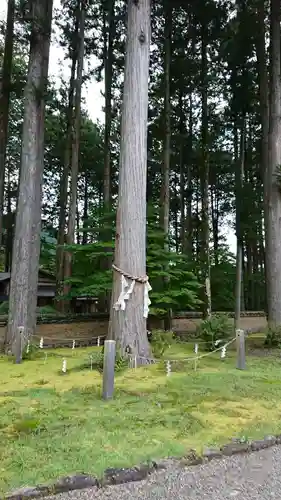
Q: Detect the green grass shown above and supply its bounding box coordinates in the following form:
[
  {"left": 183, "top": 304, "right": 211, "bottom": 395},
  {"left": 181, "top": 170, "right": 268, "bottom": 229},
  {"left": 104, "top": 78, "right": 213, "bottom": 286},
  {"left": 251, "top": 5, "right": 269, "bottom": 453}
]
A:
[{"left": 0, "top": 340, "right": 280, "bottom": 494}]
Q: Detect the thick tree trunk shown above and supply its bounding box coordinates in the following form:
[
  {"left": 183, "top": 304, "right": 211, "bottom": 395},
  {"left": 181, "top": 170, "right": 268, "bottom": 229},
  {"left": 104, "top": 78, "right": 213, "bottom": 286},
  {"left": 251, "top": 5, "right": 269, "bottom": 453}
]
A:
[
  {"left": 64, "top": 0, "right": 85, "bottom": 308},
  {"left": 6, "top": 0, "right": 53, "bottom": 355},
  {"left": 264, "top": 0, "right": 281, "bottom": 327},
  {"left": 200, "top": 20, "right": 211, "bottom": 319},
  {"left": 0, "top": 0, "right": 15, "bottom": 250},
  {"left": 108, "top": 0, "right": 151, "bottom": 361}
]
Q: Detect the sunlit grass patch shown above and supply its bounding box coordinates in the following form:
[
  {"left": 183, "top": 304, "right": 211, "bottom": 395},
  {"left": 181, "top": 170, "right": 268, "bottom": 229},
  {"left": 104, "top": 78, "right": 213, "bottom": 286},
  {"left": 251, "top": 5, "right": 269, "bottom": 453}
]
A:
[{"left": 0, "top": 343, "right": 281, "bottom": 494}]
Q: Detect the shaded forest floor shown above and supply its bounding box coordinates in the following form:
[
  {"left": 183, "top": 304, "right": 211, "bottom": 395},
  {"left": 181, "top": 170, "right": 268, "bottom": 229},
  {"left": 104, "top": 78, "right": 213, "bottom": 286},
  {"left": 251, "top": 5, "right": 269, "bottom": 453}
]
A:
[{"left": 1, "top": 340, "right": 280, "bottom": 494}]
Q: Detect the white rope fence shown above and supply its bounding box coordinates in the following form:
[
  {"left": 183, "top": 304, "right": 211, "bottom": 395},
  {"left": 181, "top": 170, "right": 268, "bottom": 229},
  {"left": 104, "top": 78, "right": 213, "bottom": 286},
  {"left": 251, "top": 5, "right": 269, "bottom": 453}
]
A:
[
  {"left": 14, "top": 325, "right": 245, "bottom": 376},
  {"left": 126, "top": 337, "right": 237, "bottom": 376}
]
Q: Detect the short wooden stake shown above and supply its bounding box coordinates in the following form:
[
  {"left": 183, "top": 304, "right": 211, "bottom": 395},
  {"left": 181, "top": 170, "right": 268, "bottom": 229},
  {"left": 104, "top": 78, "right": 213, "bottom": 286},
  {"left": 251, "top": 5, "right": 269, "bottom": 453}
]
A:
[
  {"left": 15, "top": 326, "right": 24, "bottom": 364},
  {"left": 102, "top": 340, "right": 116, "bottom": 400},
  {"left": 236, "top": 328, "right": 246, "bottom": 370},
  {"left": 62, "top": 359, "right": 67, "bottom": 373}
]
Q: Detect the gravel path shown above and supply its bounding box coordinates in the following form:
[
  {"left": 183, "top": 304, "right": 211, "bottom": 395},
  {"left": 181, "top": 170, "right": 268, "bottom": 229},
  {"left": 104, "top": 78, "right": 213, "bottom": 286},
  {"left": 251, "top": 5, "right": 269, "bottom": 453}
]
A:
[{"left": 48, "top": 446, "right": 281, "bottom": 500}]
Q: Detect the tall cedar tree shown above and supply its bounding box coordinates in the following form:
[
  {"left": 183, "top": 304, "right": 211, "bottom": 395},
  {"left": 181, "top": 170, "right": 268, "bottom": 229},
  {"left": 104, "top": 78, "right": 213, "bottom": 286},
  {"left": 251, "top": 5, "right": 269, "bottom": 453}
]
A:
[
  {"left": 108, "top": 0, "right": 151, "bottom": 361},
  {"left": 6, "top": 0, "right": 53, "bottom": 356}
]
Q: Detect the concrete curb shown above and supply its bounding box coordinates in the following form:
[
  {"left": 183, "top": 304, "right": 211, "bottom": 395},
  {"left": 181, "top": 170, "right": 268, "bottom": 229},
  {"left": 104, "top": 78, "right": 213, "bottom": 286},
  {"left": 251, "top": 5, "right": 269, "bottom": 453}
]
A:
[{"left": 6, "top": 434, "right": 281, "bottom": 499}]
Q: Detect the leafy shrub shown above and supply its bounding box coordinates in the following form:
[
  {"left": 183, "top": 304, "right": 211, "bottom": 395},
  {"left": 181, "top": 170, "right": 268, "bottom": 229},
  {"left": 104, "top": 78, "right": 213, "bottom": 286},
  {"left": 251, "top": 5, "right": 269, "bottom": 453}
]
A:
[
  {"left": 12, "top": 417, "right": 44, "bottom": 436},
  {"left": 264, "top": 326, "right": 281, "bottom": 348},
  {"left": 196, "top": 313, "right": 233, "bottom": 351},
  {"left": 149, "top": 329, "right": 174, "bottom": 358},
  {"left": 79, "top": 347, "right": 128, "bottom": 373},
  {"left": 22, "top": 342, "right": 41, "bottom": 360}
]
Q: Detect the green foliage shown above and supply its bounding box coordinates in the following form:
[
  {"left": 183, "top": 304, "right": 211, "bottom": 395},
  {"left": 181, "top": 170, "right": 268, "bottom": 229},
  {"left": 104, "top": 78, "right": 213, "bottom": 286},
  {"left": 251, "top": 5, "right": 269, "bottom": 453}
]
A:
[
  {"left": 150, "top": 329, "right": 174, "bottom": 358},
  {"left": 40, "top": 231, "right": 56, "bottom": 273},
  {"left": 63, "top": 207, "right": 201, "bottom": 316},
  {"left": 210, "top": 248, "right": 236, "bottom": 311},
  {"left": 75, "top": 347, "right": 128, "bottom": 373},
  {"left": 22, "top": 343, "right": 40, "bottom": 361},
  {"left": 264, "top": 327, "right": 281, "bottom": 348},
  {"left": 0, "top": 301, "right": 9, "bottom": 314},
  {"left": 146, "top": 213, "right": 201, "bottom": 316},
  {"left": 37, "top": 305, "right": 59, "bottom": 316},
  {"left": 196, "top": 313, "right": 233, "bottom": 351},
  {"left": 0, "top": 304, "right": 61, "bottom": 318}
]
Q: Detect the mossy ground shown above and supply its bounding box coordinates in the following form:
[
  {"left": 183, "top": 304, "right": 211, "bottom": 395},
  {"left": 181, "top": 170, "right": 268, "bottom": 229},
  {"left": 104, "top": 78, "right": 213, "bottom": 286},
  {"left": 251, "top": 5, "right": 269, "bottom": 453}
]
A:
[{"left": 1, "top": 337, "right": 280, "bottom": 494}]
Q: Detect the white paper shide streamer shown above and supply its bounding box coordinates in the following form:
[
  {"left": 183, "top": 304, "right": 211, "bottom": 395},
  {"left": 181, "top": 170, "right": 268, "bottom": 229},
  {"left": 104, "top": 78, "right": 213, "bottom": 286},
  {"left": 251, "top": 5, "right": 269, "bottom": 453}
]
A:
[
  {"left": 166, "top": 360, "right": 171, "bottom": 377},
  {"left": 194, "top": 343, "right": 198, "bottom": 354},
  {"left": 39, "top": 337, "right": 44, "bottom": 349},
  {"left": 62, "top": 359, "right": 67, "bottom": 373},
  {"left": 221, "top": 345, "right": 226, "bottom": 359},
  {"left": 114, "top": 275, "right": 135, "bottom": 311},
  {"left": 113, "top": 268, "right": 152, "bottom": 318},
  {"left": 143, "top": 282, "right": 152, "bottom": 319},
  {"left": 72, "top": 340, "right": 76, "bottom": 350}
]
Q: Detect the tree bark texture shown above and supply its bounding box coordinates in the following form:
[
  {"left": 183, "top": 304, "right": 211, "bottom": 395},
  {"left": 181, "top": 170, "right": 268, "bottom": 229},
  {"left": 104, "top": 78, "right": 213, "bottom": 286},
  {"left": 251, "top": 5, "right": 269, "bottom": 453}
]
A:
[
  {"left": 6, "top": 0, "right": 53, "bottom": 353},
  {"left": 0, "top": 0, "right": 15, "bottom": 250},
  {"left": 265, "top": 0, "right": 281, "bottom": 327},
  {"left": 108, "top": 0, "right": 151, "bottom": 361}
]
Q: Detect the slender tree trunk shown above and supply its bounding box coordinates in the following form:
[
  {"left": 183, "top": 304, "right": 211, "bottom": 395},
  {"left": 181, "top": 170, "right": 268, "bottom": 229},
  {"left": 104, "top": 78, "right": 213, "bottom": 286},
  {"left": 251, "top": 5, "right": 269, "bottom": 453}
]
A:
[
  {"left": 179, "top": 92, "right": 185, "bottom": 251},
  {"left": 108, "top": 0, "right": 151, "bottom": 361},
  {"left": 56, "top": 23, "right": 78, "bottom": 311},
  {"left": 76, "top": 203, "right": 80, "bottom": 244},
  {"left": 210, "top": 180, "right": 219, "bottom": 266},
  {"left": 5, "top": 166, "right": 13, "bottom": 272},
  {"left": 82, "top": 174, "right": 88, "bottom": 245},
  {"left": 64, "top": 0, "right": 85, "bottom": 309},
  {"left": 160, "top": 0, "right": 172, "bottom": 330},
  {"left": 160, "top": 0, "right": 171, "bottom": 240},
  {"left": 265, "top": 0, "right": 281, "bottom": 327},
  {"left": 103, "top": 0, "right": 116, "bottom": 209},
  {"left": 256, "top": 0, "right": 269, "bottom": 316},
  {"left": 0, "top": 0, "right": 15, "bottom": 250},
  {"left": 6, "top": 0, "right": 53, "bottom": 355},
  {"left": 200, "top": 19, "right": 211, "bottom": 318},
  {"left": 184, "top": 92, "right": 193, "bottom": 257},
  {"left": 234, "top": 120, "right": 245, "bottom": 330}
]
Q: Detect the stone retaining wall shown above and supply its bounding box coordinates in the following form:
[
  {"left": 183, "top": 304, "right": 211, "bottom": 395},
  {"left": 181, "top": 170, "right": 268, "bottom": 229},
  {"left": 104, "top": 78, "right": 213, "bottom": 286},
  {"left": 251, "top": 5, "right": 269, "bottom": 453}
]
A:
[{"left": 0, "top": 312, "right": 267, "bottom": 347}]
